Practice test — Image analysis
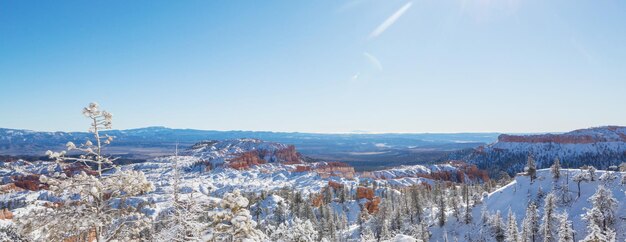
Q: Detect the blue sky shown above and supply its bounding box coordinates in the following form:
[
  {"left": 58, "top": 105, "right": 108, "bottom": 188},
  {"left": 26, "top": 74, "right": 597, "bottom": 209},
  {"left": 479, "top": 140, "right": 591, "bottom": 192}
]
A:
[{"left": 1, "top": 0, "right": 625, "bottom": 133}]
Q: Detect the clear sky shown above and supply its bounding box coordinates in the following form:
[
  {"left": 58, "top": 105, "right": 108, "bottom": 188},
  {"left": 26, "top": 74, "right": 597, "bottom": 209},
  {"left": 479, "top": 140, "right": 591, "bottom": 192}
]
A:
[{"left": 1, "top": 0, "right": 625, "bottom": 133}]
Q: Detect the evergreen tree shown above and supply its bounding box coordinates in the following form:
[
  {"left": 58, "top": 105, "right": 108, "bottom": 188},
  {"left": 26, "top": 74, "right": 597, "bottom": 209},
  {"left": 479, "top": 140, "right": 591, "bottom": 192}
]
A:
[
  {"left": 583, "top": 185, "right": 618, "bottom": 231},
  {"left": 410, "top": 186, "right": 423, "bottom": 223},
  {"left": 551, "top": 158, "right": 561, "bottom": 179},
  {"left": 437, "top": 189, "right": 447, "bottom": 227},
  {"left": 521, "top": 202, "right": 539, "bottom": 242},
  {"left": 580, "top": 222, "right": 616, "bottom": 242},
  {"left": 492, "top": 210, "right": 506, "bottom": 242},
  {"left": 557, "top": 212, "right": 574, "bottom": 242},
  {"left": 463, "top": 184, "right": 473, "bottom": 224},
  {"left": 505, "top": 208, "right": 519, "bottom": 242},
  {"left": 526, "top": 155, "right": 537, "bottom": 182},
  {"left": 540, "top": 193, "right": 558, "bottom": 242}
]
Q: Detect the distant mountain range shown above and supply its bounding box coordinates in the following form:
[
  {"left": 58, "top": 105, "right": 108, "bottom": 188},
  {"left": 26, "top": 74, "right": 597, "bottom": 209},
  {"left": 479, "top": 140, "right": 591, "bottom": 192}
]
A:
[
  {"left": 459, "top": 126, "right": 626, "bottom": 175},
  {"left": 3, "top": 126, "right": 625, "bottom": 173},
  {"left": 0, "top": 127, "right": 498, "bottom": 170}
]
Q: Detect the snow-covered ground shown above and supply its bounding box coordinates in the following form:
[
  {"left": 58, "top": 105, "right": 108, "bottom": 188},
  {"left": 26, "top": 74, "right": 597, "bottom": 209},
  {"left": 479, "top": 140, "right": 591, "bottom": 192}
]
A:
[{"left": 430, "top": 168, "right": 626, "bottom": 241}]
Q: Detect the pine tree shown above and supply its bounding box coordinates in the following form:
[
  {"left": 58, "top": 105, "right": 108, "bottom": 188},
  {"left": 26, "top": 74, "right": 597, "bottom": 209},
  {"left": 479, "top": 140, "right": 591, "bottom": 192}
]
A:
[
  {"left": 580, "top": 222, "right": 616, "bottom": 242},
  {"left": 540, "top": 193, "right": 558, "bottom": 242},
  {"left": 556, "top": 212, "right": 574, "bottom": 242},
  {"left": 269, "top": 217, "right": 317, "bottom": 242},
  {"left": 551, "top": 158, "right": 561, "bottom": 179},
  {"left": 492, "top": 210, "right": 506, "bottom": 242},
  {"left": 521, "top": 202, "right": 539, "bottom": 242},
  {"left": 359, "top": 225, "right": 376, "bottom": 242},
  {"left": 437, "top": 189, "right": 446, "bottom": 227},
  {"left": 480, "top": 204, "right": 490, "bottom": 227},
  {"left": 463, "top": 184, "right": 472, "bottom": 224},
  {"left": 410, "top": 186, "right": 423, "bottom": 222},
  {"left": 526, "top": 155, "right": 537, "bottom": 182},
  {"left": 505, "top": 208, "right": 519, "bottom": 242},
  {"left": 206, "top": 190, "right": 267, "bottom": 241},
  {"left": 583, "top": 185, "right": 618, "bottom": 231},
  {"left": 154, "top": 146, "right": 206, "bottom": 241}
]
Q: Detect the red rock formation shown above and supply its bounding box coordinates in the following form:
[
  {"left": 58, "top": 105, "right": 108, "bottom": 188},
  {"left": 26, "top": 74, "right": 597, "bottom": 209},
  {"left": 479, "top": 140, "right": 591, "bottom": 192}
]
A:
[
  {"left": 63, "top": 163, "right": 98, "bottom": 177},
  {"left": 228, "top": 145, "right": 302, "bottom": 169},
  {"left": 314, "top": 162, "right": 356, "bottom": 179},
  {"left": 229, "top": 151, "right": 267, "bottom": 170},
  {"left": 311, "top": 193, "right": 325, "bottom": 207},
  {"left": 273, "top": 145, "right": 302, "bottom": 164},
  {"left": 0, "top": 183, "right": 23, "bottom": 194},
  {"left": 13, "top": 174, "right": 48, "bottom": 191},
  {"left": 356, "top": 187, "right": 374, "bottom": 200},
  {"left": 328, "top": 181, "right": 343, "bottom": 190},
  {"left": 365, "top": 197, "right": 381, "bottom": 214},
  {"left": 0, "top": 209, "right": 13, "bottom": 220},
  {"left": 293, "top": 165, "right": 312, "bottom": 172}
]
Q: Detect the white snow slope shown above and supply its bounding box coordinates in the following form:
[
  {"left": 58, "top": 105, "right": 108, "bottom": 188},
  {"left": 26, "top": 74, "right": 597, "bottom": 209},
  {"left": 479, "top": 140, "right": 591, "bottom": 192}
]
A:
[{"left": 431, "top": 168, "right": 626, "bottom": 241}]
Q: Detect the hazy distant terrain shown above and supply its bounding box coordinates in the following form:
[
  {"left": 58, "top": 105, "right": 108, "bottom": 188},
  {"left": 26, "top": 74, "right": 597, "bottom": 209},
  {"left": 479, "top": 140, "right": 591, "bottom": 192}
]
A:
[{"left": 0, "top": 127, "right": 498, "bottom": 170}]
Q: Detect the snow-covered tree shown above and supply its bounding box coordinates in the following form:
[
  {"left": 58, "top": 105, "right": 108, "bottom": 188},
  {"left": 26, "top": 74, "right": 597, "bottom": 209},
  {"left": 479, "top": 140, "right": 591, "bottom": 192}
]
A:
[
  {"left": 505, "top": 209, "right": 519, "bottom": 242},
  {"left": 19, "top": 169, "right": 154, "bottom": 241},
  {"left": 17, "top": 102, "right": 155, "bottom": 242},
  {"left": 556, "top": 212, "right": 574, "bottom": 242},
  {"left": 491, "top": 210, "right": 506, "bottom": 242},
  {"left": 521, "top": 202, "right": 539, "bottom": 242},
  {"left": 0, "top": 224, "right": 26, "bottom": 242},
  {"left": 587, "top": 166, "right": 596, "bottom": 181},
  {"left": 269, "top": 217, "right": 317, "bottom": 242},
  {"left": 206, "top": 189, "right": 267, "bottom": 241},
  {"left": 154, "top": 147, "right": 207, "bottom": 242},
  {"left": 539, "top": 193, "right": 558, "bottom": 242},
  {"left": 373, "top": 200, "right": 393, "bottom": 241},
  {"left": 46, "top": 102, "right": 115, "bottom": 176},
  {"left": 573, "top": 170, "right": 590, "bottom": 198},
  {"left": 582, "top": 185, "right": 618, "bottom": 231},
  {"left": 436, "top": 190, "right": 446, "bottom": 227},
  {"left": 580, "top": 222, "right": 616, "bottom": 242},
  {"left": 598, "top": 171, "right": 617, "bottom": 184},
  {"left": 556, "top": 180, "right": 573, "bottom": 206},
  {"left": 360, "top": 225, "right": 376, "bottom": 242},
  {"left": 408, "top": 221, "right": 430, "bottom": 242},
  {"left": 525, "top": 155, "right": 537, "bottom": 182},
  {"left": 550, "top": 158, "right": 561, "bottom": 179},
  {"left": 462, "top": 184, "right": 472, "bottom": 224}
]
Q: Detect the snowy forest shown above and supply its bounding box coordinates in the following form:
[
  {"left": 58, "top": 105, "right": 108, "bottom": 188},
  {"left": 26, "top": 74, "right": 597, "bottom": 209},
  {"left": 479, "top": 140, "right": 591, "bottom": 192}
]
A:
[{"left": 0, "top": 104, "right": 624, "bottom": 242}]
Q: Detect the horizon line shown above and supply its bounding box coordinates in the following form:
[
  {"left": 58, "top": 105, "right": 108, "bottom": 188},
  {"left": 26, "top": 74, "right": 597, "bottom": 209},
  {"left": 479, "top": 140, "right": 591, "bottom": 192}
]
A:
[{"left": 3, "top": 125, "right": 622, "bottom": 136}]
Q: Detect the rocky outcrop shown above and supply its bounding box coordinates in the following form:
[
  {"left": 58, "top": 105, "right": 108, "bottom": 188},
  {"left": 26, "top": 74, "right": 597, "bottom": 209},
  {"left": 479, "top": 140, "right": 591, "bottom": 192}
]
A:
[
  {"left": 0, "top": 208, "right": 12, "bottom": 219},
  {"left": 364, "top": 197, "right": 381, "bottom": 214},
  {"left": 229, "top": 151, "right": 267, "bottom": 170},
  {"left": 356, "top": 186, "right": 380, "bottom": 213},
  {"left": 272, "top": 145, "right": 301, "bottom": 164},
  {"left": 313, "top": 162, "right": 355, "bottom": 179},
  {"left": 13, "top": 174, "right": 48, "bottom": 191},
  {"left": 356, "top": 187, "right": 374, "bottom": 200},
  {"left": 188, "top": 139, "right": 305, "bottom": 169}
]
